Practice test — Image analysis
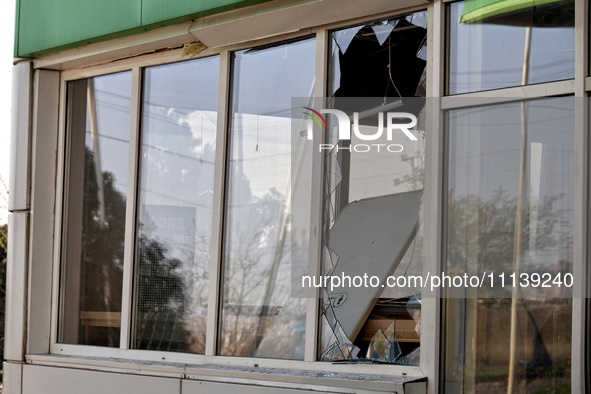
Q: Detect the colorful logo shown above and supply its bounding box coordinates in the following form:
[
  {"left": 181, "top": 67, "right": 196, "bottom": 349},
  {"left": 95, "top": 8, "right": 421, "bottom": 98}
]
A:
[
  {"left": 302, "top": 106, "right": 419, "bottom": 153},
  {"left": 303, "top": 106, "right": 328, "bottom": 132}
]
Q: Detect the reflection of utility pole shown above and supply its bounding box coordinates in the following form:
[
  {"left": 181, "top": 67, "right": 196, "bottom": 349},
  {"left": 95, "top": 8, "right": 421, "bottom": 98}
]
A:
[
  {"left": 87, "top": 78, "right": 111, "bottom": 328},
  {"left": 255, "top": 82, "right": 315, "bottom": 349},
  {"left": 394, "top": 152, "right": 423, "bottom": 189},
  {"left": 507, "top": 25, "right": 531, "bottom": 394},
  {"left": 87, "top": 79, "right": 106, "bottom": 227}
]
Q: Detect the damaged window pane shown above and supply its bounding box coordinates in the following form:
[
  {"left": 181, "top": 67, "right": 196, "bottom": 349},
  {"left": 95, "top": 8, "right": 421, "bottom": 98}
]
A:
[
  {"left": 329, "top": 11, "right": 427, "bottom": 99},
  {"left": 319, "top": 10, "right": 427, "bottom": 365}
]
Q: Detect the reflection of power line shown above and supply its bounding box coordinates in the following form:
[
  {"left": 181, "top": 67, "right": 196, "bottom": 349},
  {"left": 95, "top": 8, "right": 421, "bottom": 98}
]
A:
[
  {"left": 0, "top": 173, "right": 8, "bottom": 204},
  {"left": 93, "top": 92, "right": 219, "bottom": 132},
  {"left": 86, "top": 130, "right": 217, "bottom": 166},
  {"left": 451, "top": 59, "right": 573, "bottom": 76},
  {"left": 143, "top": 107, "right": 217, "bottom": 131},
  {"left": 92, "top": 89, "right": 131, "bottom": 101},
  {"left": 85, "top": 103, "right": 218, "bottom": 137},
  {"left": 95, "top": 88, "right": 219, "bottom": 114},
  {"left": 144, "top": 143, "right": 216, "bottom": 165},
  {"left": 140, "top": 188, "right": 214, "bottom": 210},
  {"left": 450, "top": 104, "right": 572, "bottom": 120},
  {"left": 449, "top": 148, "right": 574, "bottom": 163},
  {"left": 89, "top": 101, "right": 220, "bottom": 152}
]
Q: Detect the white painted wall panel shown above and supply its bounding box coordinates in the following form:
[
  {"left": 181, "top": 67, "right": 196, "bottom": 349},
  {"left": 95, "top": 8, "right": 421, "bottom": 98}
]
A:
[
  {"left": 5, "top": 212, "right": 29, "bottom": 362},
  {"left": 22, "top": 365, "right": 180, "bottom": 394},
  {"left": 3, "top": 362, "right": 23, "bottom": 394},
  {"left": 27, "top": 69, "right": 60, "bottom": 355},
  {"left": 9, "top": 61, "right": 32, "bottom": 212},
  {"left": 183, "top": 380, "right": 331, "bottom": 394}
]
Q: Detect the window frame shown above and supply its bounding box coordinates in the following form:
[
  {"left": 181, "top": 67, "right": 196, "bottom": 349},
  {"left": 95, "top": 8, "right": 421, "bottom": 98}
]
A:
[
  {"left": 437, "top": 1, "right": 589, "bottom": 393},
  {"left": 47, "top": 4, "right": 434, "bottom": 379}
]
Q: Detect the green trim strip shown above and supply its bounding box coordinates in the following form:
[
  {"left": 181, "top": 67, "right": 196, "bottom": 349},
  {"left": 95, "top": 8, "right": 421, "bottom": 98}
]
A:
[
  {"left": 15, "top": 0, "right": 273, "bottom": 58},
  {"left": 460, "top": 0, "right": 563, "bottom": 23}
]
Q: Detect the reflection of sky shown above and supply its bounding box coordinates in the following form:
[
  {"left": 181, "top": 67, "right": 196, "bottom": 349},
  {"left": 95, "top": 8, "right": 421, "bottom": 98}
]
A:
[
  {"left": 231, "top": 114, "right": 291, "bottom": 199},
  {"left": 448, "top": 98, "right": 574, "bottom": 199},
  {"left": 141, "top": 108, "right": 217, "bottom": 207},
  {"left": 223, "top": 38, "right": 315, "bottom": 309},
  {"left": 143, "top": 56, "right": 219, "bottom": 112},
  {"left": 138, "top": 56, "right": 220, "bottom": 237},
  {"left": 449, "top": 2, "right": 574, "bottom": 94},
  {"left": 232, "top": 38, "right": 316, "bottom": 117},
  {"left": 85, "top": 72, "right": 132, "bottom": 197}
]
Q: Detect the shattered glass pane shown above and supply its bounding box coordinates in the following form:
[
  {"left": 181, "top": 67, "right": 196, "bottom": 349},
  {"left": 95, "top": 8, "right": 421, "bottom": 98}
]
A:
[
  {"left": 319, "top": 10, "right": 427, "bottom": 365},
  {"left": 406, "top": 296, "right": 421, "bottom": 335},
  {"left": 328, "top": 11, "right": 428, "bottom": 99},
  {"left": 321, "top": 312, "right": 361, "bottom": 361},
  {"left": 333, "top": 25, "right": 363, "bottom": 56},
  {"left": 371, "top": 20, "right": 397, "bottom": 46},
  {"left": 327, "top": 149, "right": 343, "bottom": 194},
  {"left": 323, "top": 245, "right": 340, "bottom": 276},
  {"left": 367, "top": 328, "right": 389, "bottom": 361}
]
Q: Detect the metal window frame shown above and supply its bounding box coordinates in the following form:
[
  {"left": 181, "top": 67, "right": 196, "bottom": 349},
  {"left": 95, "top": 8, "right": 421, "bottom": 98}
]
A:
[{"left": 46, "top": 5, "right": 433, "bottom": 379}]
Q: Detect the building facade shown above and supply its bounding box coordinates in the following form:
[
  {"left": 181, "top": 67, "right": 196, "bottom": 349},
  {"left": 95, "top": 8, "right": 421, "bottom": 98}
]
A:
[{"left": 5, "top": 0, "right": 590, "bottom": 393}]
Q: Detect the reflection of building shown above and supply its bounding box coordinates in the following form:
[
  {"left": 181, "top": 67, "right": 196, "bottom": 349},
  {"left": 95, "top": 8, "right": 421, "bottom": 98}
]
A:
[{"left": 5, "top": 0, "right": 589, "bottom": 393}]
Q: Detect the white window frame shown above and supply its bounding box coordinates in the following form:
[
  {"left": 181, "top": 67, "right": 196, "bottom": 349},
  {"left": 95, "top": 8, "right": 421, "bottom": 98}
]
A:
[{"left": 39, "top": 3, "right": 436, "bottom": 382}]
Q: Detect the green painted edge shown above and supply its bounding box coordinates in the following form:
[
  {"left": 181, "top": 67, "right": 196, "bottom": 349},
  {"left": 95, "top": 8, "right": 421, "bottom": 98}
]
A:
[
  {"left": 19, "top": 26, "right": 160, "bottom": 58},
  {"left": 16, "top": 0, "right": 273, "bottom": 58},
  {"left": 14, "top": 0, "right": 21, "bottom": 58},
  {"left": 140, "top": 0, "right": 274, "bottom": 29},
  {"left": 460, "top": 0, "right": 564, "bottom": 23}
]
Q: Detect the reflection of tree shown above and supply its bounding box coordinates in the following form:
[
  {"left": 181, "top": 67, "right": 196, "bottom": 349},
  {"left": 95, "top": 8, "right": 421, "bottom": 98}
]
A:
[
  {"left": 0, "top": 222, "right": 7, "bottom": 357},
  {"left": 447, "top": 186, "right": 570, "bottom": 274},
  {"left": 446, "top": 186, "right": 572, "bottom": 390},
  {"left": 220, "top": 167, "right": 294, "bottom": 357},
  {"left": 136, "top": 235, "right": 190, "bottom": 351},
  {"left": 137, "top": 238, "right": 185, "bottom": 312},
  {"left": 80, "top": 148, "right": 125, "bottom": 346},
  {"left": 135, "top": 107, "right": 213, "bottom": 353},
  {"left": 81, "top": 147, "right": 190, "bottom": 348},
  {"left": 139, "top": 103, "right": 298, "bottom": 355}
]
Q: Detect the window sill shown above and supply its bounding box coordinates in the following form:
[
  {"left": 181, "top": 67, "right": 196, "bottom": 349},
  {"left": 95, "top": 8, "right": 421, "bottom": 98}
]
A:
[{"left": 26, "top": 354, "right": 426, "bottom": 393}]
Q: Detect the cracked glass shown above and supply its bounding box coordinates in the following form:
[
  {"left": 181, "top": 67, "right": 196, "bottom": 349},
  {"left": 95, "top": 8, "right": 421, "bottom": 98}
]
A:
[{"left": 318, "top": 10, "right": 427, "bottom": 365}]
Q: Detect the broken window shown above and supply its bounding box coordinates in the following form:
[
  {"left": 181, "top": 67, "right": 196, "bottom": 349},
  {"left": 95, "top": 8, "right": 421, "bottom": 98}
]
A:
[{"left": 319, "top": 11, "right": 427, "bottom": 365}]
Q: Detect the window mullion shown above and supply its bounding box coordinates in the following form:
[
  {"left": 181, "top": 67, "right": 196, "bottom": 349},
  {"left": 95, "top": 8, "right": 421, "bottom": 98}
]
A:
[
  {"left": 120, "top": 66, "right": 142, "bottom": 350},
  {"left": 572, "top": 0, "right": 588, "bottom": 390},
  {"left": 304, "top": 30, "right": 329, "bottom": 363},
  {"left": 205, "top": 50, "right": 232, "bottom": 357},
  {"left": 422, "top": 1, "right": 444, "bottom": 393}
]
